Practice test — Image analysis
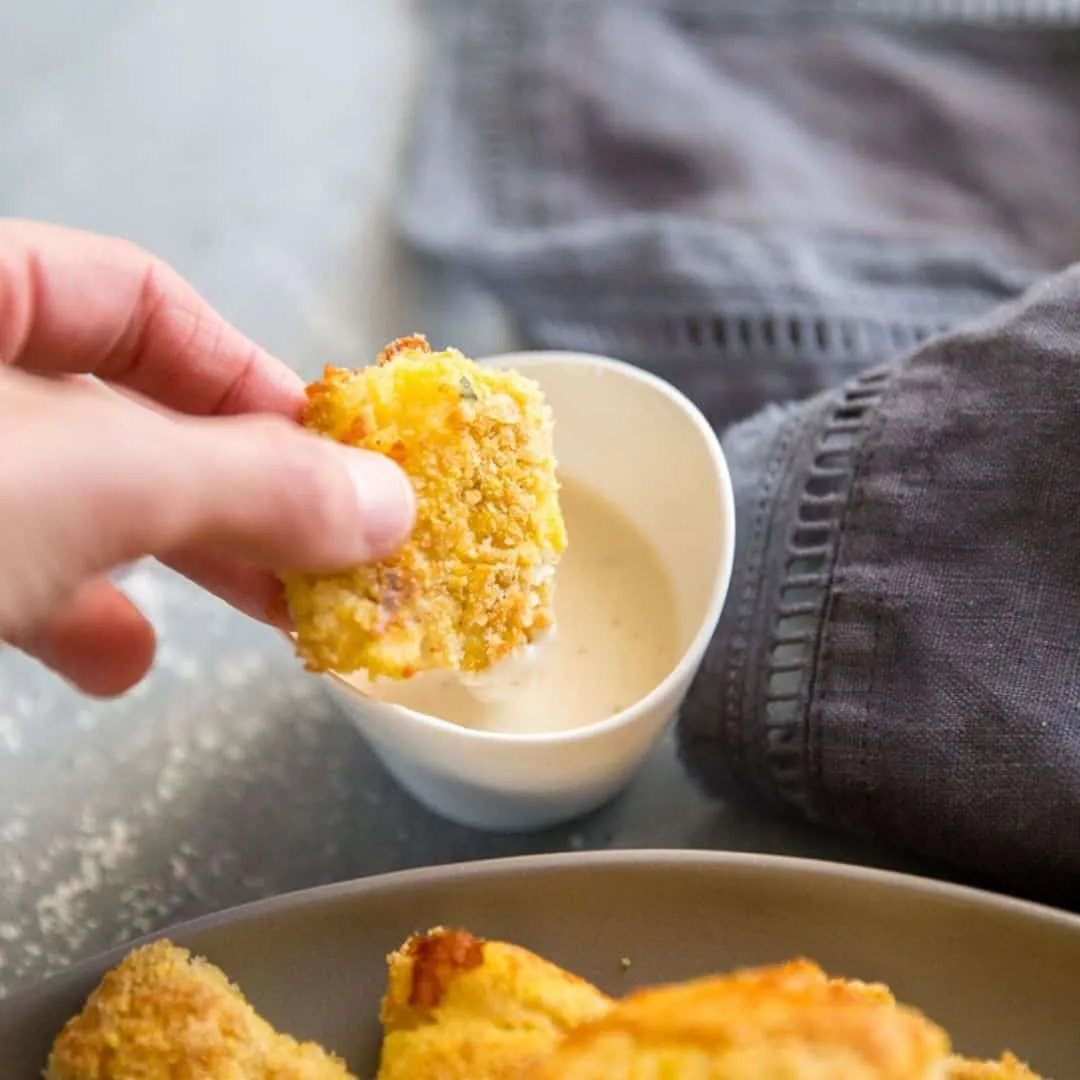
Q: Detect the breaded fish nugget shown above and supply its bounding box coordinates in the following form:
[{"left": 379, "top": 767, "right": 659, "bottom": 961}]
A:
[
  {"left": 376, "top": 927, "right": 612, "bottom": 1080},
  {"left": 949, "top": 1053, "right": 1045, "bottom": 1079},
  {"left": 284, "top": 335, "right": 567, "bottom": 678},
  {"left": 46, "top": 939, "right": 355, "bottom": 1080},
  {"left": 522, "top": 958, "right": 950, "bottom": 1080}
]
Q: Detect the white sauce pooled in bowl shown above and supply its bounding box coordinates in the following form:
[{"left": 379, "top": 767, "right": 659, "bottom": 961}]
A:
[{"left": 347, "top": 477, "right": 679, "bottom": 734}]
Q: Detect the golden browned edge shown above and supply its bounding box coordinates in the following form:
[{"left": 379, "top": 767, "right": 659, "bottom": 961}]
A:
[
  {"left": 948, "top": 1052, "right": 1044, "bottom": 1079},
  {"left": 379, "top": 926, "right": 612, "bottom": 1027},
  {"left": 376, "top": 333, "right": 432, "bottom": 367},
  {"left": 402, "top": 927, "right": 486, "bottom": 1009}
]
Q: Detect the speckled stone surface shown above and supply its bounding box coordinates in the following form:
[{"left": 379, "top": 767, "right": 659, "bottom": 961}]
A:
[{"left": 0, "top": 0, "right": 934, "bottom": 997}]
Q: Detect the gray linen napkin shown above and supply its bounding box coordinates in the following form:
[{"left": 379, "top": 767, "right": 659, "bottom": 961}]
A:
[
  {"left": 400, "top": 0, "right": 1080, "bottom": 889},
  {"left": 400, "top": 0, "right": 1080, "bottom": 426},
  {"left": 682, "top": 269, "right": 1080, "bottom": 892}
]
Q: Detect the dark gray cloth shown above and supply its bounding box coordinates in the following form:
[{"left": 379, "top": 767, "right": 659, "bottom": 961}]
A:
[
  {"left": 400, "top": 1, "right": 1080, "bottom": 890},
  {"left": 681, "top": 270, "right": 1080, "bottom": 892}
]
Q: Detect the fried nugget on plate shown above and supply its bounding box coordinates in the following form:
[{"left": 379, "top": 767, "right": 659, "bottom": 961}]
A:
[
  {"left": 375, "top": 927, "right": 612, "bottom": 1080},
  {"left": 522, "top": 958, "right": 950, "bottom": 1080},
  {"left": 948, "top": 1053, "right": 1046, "bottom": 1079},
  {"left": 46, "top": 939, "right": 355, "bottom": 1080},
  {"left": 283, "top": 335, "right": 567, "bottom": 679}
]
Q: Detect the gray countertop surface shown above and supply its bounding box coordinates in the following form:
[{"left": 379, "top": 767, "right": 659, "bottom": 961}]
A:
[{"left": 0, "top": 0, "right": 947, "bottom": 999}]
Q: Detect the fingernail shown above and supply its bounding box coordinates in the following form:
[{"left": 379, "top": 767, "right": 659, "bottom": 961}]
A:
[{"left": 345, "top": 450, "right": 416, "bottom": 561}]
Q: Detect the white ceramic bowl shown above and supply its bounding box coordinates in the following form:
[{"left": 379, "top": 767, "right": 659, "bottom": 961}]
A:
[{"left": 324, "top": 351, "right": 736, "bottom": 831}]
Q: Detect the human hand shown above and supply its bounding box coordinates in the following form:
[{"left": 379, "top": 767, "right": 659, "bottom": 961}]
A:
[{"left": 0, "top": 220, "right": 415, "bottom": 696}]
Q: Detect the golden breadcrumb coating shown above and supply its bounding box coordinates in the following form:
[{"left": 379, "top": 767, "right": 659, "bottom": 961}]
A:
[
  {"left": 521, "top": 958, "right": 951, "bottom": 1080},
  {"left": 45, "top": 939, "right": 355, "bottom": 1080},
  {"left": 283, "top": 334, "right": 567, "bottom": 679},
  {"left": 45, "top": 931, "right": 1046, "bottom": 1080},
  {"left": 948, "top": 1053, "right": 1045, "bottom": 1079},
  {"left": 375, "top": 927, "right": 612, "bottom": 1080}
]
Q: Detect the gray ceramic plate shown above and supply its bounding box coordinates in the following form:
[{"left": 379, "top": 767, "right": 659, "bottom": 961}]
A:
[{"left": 4, "top": 851, "right": 1079, "bottom": 1077}]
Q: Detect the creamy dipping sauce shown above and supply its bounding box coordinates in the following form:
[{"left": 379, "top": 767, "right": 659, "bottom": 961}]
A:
[{"left": 346, "top": 477, "right": 680, "bottom": 734}]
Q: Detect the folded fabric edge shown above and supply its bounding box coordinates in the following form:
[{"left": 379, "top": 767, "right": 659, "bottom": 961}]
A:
[{"left": 677, "top": 362, "right": 897, "bottom": 826}]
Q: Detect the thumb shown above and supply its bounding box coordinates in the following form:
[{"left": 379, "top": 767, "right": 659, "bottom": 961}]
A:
[
  {"left": 165, "top": 411, "right": 417, "bottom": 572},
  {"left": 0, "top": 371, "right": 415, "bottom": 637}
]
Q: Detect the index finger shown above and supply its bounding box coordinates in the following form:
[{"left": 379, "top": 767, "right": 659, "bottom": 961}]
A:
[{"left": 0, "top": 218, "right": 305, "bottom": 418}]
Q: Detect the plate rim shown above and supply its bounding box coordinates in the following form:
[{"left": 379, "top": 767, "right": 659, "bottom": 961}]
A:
[{"left": 7, "top": 848, "right": 1080, "bottom": 1008}]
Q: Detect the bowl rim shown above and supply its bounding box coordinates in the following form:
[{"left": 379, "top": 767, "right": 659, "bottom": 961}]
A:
[{"left": 324, "top": 350, "right": 737, "bottom": 746}]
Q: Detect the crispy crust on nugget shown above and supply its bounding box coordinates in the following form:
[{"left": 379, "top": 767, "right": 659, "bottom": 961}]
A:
[
  {"left": 948, "top": 1053, "right": 1046, "bottom": 1079},
  {"left": 45, "top": 939, "right": 355, "bottom": 1080},
  {"left": 375, "top": 928, "right": 612, "bottom": 1080},
  {"left": 521, "top": 959, "right": 951, "bottom": 1080},
  {"left": 283, "top": 335, "right": 567, "bottom": 679}
]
